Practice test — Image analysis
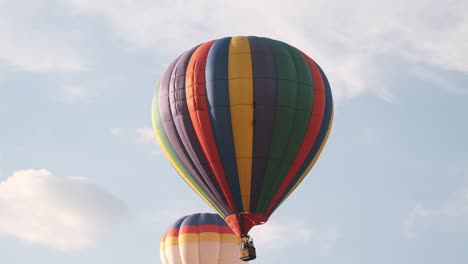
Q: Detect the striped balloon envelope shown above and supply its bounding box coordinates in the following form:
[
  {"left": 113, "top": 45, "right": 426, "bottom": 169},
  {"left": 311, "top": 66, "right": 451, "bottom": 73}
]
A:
[
  {"left": 152, "top": 36, "right": 333, "bottom": 238},
  {"left": 160, "top": 213, "right": 245, "bottom": 264}
]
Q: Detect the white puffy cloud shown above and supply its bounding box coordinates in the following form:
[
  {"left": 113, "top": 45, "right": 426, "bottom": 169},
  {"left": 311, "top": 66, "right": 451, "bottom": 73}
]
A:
[
  {"left": 62, "top": 0, "right": 468, "bottom": 101},
  {"left": 0, "top": 169, "right": 127, "bottom": 251},
  {"left": 249, "top": 219, "right": 340, "bottom": 254}
]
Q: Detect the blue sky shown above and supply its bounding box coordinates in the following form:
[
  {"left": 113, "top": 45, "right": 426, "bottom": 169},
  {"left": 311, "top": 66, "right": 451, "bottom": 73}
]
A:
[{"left": 1, "top": 0, "right": 467, "bottom": 263}]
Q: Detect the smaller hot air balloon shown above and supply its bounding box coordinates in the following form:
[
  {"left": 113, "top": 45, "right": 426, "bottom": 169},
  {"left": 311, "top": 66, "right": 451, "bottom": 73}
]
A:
[{"left": 160, "top": 213, "right": 248, "bottom": 264}]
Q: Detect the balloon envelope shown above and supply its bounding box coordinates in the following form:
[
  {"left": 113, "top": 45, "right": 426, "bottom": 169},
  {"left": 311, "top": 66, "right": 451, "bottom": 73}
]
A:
[
  {"left": 160, "top": 213, "right": 245, "bottom": 264},
  {"left": 152, "top": 36, "right": 333, "bottom": 237}
]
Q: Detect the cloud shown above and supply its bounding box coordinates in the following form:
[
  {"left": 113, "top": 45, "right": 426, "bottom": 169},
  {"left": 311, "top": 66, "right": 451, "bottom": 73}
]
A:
[
  {"left": 403, "top": 188, "right": 468, "bottom": 239},
  {"left": 136, "top": 127, "right": 164, "bottom": 156},
  {"left": 249, "top": 219, "right": 340, "bottom": 254},
  {"left": 0, "top": 169, "right": 128, "bottom": 251},
  {"left": 412, "top": 67, "right": 468, "bottom": 95},
  {"left": 139, "top": 200, "right": 213, "bottom": 231},
  {"left": 62, "top": 0, "right": 468, "bottom": 102},
  {"left": 403, "top": 204, "right": 434, "bottom": 239},
  {"left": 444, "top": 189, "right": 468, "bottom": 217},
  {"left": 0, "top": 1, "right": 87, "bottom": 72},
  {"left": 108, "top": 127, "right": 162, "bottom": 155},
  {"left": 110, "top": 127, "right": 154, "bottom": 142},
  {"left": 59, "top": 86, "right": 99, "bottom": 104},
  {"left": 110, "top": 127, "right": 122, "bottom": 136},
  {"left": 136, "top": 127, "right": 157, "bottom": 145},
  {"left": 2, "top": 0, "right": 465, "bottom": 100}
]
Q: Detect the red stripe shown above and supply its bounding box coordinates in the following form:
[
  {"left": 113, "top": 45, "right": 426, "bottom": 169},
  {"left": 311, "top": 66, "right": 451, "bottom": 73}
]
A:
[
  {"left": 186, "top": 40, "right": 237, "bottom": 212},
  {"left": 181, "top": 224, "right": 234, "bottom": 234},
  {"left": 265, "top": 51, "right": 327, "bottom": 215},
  {"left": 165, "top": 228, "right": 180, "bottom": 237}
]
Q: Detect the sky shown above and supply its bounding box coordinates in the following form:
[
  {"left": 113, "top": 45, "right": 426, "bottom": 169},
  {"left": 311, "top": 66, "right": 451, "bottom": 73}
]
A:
[{"left": 1, "top": 0, "right": 467, "bottom": 263}]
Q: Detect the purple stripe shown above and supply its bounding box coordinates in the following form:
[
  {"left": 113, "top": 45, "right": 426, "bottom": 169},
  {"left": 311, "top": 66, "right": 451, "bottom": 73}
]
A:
[
  {"left": 159, "top": 48, "right": 229, "bottom": 215},
  {"left": 169, "top": 47, "right": 230, "bottom": 213},
  {"left": 248, "top": 36, "right": 277, "bottom": 212}
]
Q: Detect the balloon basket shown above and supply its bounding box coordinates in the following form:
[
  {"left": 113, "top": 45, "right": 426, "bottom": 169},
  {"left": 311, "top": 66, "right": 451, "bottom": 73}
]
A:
[
  {"left": 240, "top": 247, "right": 256, "bottom": 261},
  {"left": 240, "top": 236, "right": 256, "bottom": 261}
]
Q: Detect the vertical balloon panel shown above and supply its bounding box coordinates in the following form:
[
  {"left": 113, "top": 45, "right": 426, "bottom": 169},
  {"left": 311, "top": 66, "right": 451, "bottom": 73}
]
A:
[{"left": 160, "top": 244, "right": 182, "bottom": 264}]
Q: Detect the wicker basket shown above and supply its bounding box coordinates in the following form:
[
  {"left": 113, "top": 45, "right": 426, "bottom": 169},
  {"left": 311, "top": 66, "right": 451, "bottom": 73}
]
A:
[{"left": 240, "top": 247, "right": 256, "bottom": 261}]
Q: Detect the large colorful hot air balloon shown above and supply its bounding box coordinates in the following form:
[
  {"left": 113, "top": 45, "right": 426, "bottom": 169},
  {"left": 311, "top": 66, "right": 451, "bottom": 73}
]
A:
[
  {"left": 152, "top": 36, "right": 333, "bottom": 260},
  {"left": 160, "top": 213, "right": 246, "bottom": 264}
]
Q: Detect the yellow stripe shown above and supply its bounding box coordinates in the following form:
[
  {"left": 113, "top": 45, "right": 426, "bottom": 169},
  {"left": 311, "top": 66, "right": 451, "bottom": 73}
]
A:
[
  {"left": 228, "top": 36, "right": 254, "bottom": 212},
  {"left": 151, "top": 83, "right": 223, "bottom": 216},
  {"left": 160, "top": 239, "right": 165, "bottom": 250},
  {"left": 220, "top": 233, "right": 241, "bottom": 243},
  {"left": 180, "top": 233, "right": 240, "bottom": 243},
  {"left": 161, "top": 233, "right": 240, "bottom": 248},
  {"left": 160, "top": 236, "right": 178, "bottom": 248},
  {"left": 276, "top": 108, "right": 334, "bottom": 210}
]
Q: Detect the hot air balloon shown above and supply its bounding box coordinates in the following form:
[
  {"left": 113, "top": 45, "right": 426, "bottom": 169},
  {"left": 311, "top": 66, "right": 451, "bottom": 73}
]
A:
[
  {"left": 160, "top": 213, "right": 246, "bottom": 264},
  {"left": 152, "top": 36, "right": 333, "bottom": 261}
]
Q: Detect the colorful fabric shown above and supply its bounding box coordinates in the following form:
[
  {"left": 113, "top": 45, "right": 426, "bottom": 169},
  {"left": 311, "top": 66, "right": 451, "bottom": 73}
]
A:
[
  {"left": 152, "top": 36, "right": 333, "bottom": 236},
  {"left": 160, "top": 213, "right": 243, "bottom": 264}
]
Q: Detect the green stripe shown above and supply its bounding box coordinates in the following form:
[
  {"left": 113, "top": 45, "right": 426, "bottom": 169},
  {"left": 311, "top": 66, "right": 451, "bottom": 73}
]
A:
[
  {"left": 256, "top": 40, "right": 314, "bottom": 212},
  {"left": 152, "top": 82, "right": 225, "bottom": 217}
]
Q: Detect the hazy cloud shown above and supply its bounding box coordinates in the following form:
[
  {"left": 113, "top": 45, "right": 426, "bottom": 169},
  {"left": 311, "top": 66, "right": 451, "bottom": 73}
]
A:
[
  {"left": 110, "top": 127, "right": 122, "bottom": 136},
  {"left": 412, "top": 67, "right": 468, "bottom": 95},
  {"left": 143, "top": 203, "right": 340, "bottom": 254},
  {"left": 108, "top": 127, "right": 162, "bottom": 155},
  {"left": 403, "top": 187, "right": 468, "bottom": 239},
  {"left": 63, "top": 0, "right": 468, "bottom": 102},
  {"left": 0, "top": 169, "right": 128, "bottom": 251},
  {"left": 0, "top": 1, "right": 87, "bottom": 72},
  {"left": 250, "top": 219, "right": 340, "bottom": 254},
  {"left": 403, "top": 204, "right": 434, "bottom": 239},
  {"left": 3, "top": 0, "right": 465, "bottom": 100},
  {"left": 59, "top": 86, "right": 99, "bottom": 104},
  {"left": 136, "top": 127, "right": 156, "bottom": 145},
  {"left": 140, "top": 200, "right": 213, "bottom": 231}
]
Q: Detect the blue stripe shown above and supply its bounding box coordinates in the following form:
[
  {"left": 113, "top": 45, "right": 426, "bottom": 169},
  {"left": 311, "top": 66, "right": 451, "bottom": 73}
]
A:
[
  {"left": 205, "top": 37, "right": 244, "bottom": 212},
  {"left": 169, "top": 213, "right": 227, "bottom": 229}
]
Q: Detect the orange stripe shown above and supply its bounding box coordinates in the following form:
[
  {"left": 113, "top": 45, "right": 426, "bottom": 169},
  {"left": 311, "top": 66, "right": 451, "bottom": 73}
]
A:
[{"left": 186, "top": 40, "right": 238, "bottom": 212}]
